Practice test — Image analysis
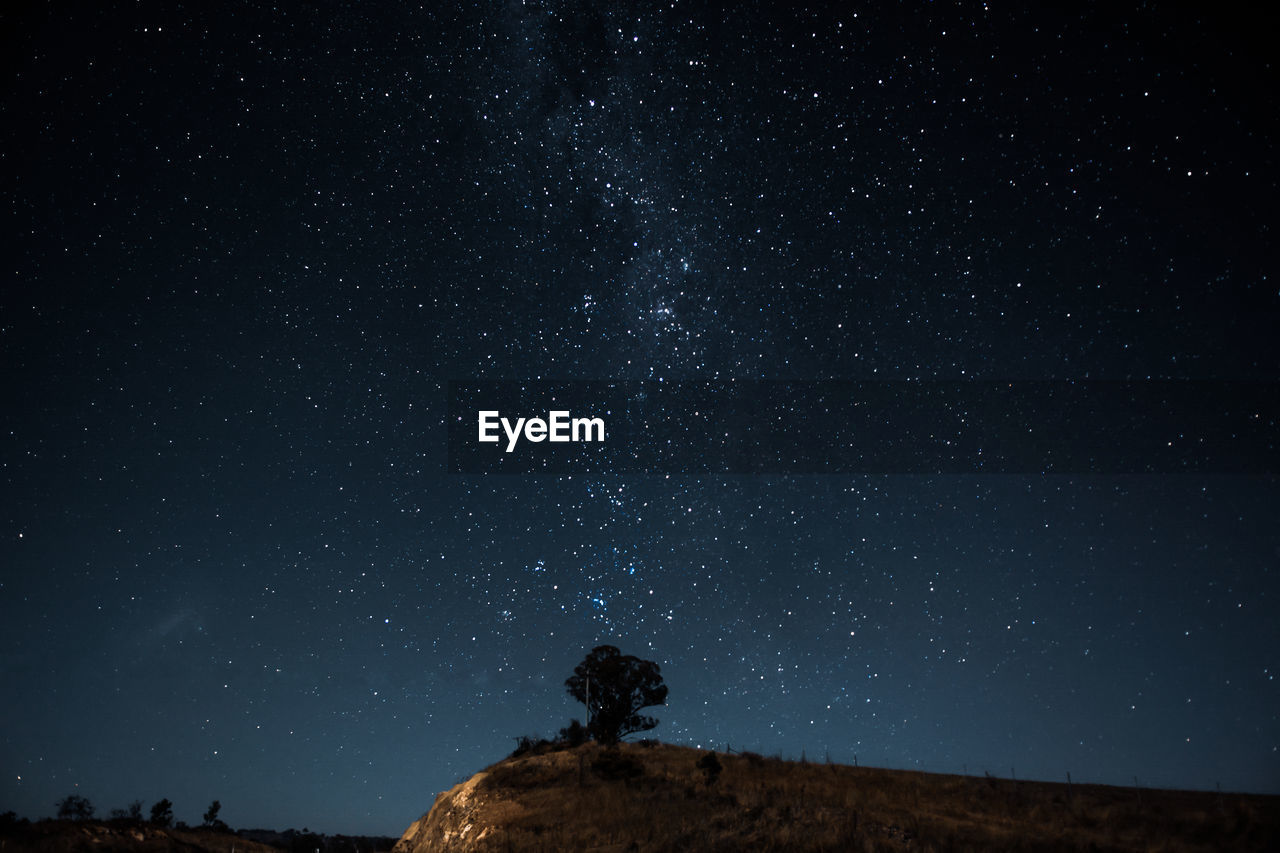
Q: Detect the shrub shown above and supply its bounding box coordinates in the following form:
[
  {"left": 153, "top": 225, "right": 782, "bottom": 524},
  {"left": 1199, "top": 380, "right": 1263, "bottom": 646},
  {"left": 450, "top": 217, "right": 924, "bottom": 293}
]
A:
[
  {"left": 108, "top": 800, "right": 143, "bottom": 823},
  {"left": 559, "top": 719, "right": 589, "bottom": 747},
  {"left": 697, "top": 751, "right": 723, "bottom": 786},
  {"left": 510, "top": 735, "right": 556, "bottom": 758}
]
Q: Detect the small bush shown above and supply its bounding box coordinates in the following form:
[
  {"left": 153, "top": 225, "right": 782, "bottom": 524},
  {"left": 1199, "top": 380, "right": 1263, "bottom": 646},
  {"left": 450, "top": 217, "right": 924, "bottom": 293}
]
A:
[
  {"left": 107, "top": 801, "right": 143, "bottom": 824},
  {"left": 559, "top": 720, "right": 589, "bottom": 747},
  {"left": 510, "top": 734, "right": 556, "bottom": 758},
  {"left": 697, "top": 751, "right": 723, "bottom": 786}
]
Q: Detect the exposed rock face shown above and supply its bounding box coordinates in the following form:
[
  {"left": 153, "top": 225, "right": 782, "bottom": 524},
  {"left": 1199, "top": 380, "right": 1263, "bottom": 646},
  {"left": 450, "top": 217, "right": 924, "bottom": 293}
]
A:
[
  {"left": 393, "top": 745, "right": 620, "bottom": 853},
  {"left": 393, "top": 770, "right": 530, "bottom": 853}
]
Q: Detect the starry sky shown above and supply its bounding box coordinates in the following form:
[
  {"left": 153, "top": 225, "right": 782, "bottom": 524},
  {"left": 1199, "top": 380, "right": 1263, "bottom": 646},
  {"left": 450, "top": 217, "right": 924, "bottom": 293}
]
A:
[{"left": 2, "top": 0, "right": 1278, "bottom": 836}]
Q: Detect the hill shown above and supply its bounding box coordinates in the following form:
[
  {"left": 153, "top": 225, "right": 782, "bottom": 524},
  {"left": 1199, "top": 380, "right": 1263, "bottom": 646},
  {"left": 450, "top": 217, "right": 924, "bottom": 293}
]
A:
[
  {"left": 0, "top": 819, "right": 396, "bottom": 853},
  {"left": 0, "top": 821, "right": 279, "bottom": 853},
  {"left": 392, "top": 741, "right": 1279, "bottom": 852}
]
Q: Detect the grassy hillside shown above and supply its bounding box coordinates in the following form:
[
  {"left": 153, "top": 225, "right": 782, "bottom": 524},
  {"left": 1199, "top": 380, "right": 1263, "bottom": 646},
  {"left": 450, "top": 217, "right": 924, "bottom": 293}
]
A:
[
  {"left": 0, "top": 820, "right": 280, "bottom": 853},
  {"left": 396, "top": 740, "right": 1279, "bottom": 852},
  {"left": 0, "top": 818, "right": 395, "bottom": 853}
]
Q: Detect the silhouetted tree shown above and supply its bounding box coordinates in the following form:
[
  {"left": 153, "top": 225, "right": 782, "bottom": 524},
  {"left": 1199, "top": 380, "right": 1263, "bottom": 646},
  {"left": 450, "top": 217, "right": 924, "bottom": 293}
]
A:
[
  {"left": 565, "top": 645, "right": 668, "bottom": 744},
  {"left": 149, "top": 799, "right": 173, "bottom": 827},
  {"left": 109, "top": 800, "right": 144, "bottom": 822},
  {"left": 290, "top": 829, "right": 325, "bottom": 853},
  {"left": 203, "top": 800, "right": 227, "bottom": 830},
  {"left": 56, "top": 795, "right": 94, "bottom": 821}
]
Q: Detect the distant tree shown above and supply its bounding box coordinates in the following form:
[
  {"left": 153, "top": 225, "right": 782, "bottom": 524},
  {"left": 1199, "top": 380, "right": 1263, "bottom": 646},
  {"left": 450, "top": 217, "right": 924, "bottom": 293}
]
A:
[
  {"left": 109, "top": 800, "right": 144, "bottom": 823},
  {"left": 565, "top": 645, "right": 668, "bottom": 744},
  {"left": 290, "top": 829, "right": 325, "bottom": 853},
  {"left": 149, "top": 799, "right": 173, "bottom": 828},
  {"left": 203, "top": 800, "right": 227, "bottom": 830},
  {"left": 56, "top": 794, "right": 94, "bottom": 821}
]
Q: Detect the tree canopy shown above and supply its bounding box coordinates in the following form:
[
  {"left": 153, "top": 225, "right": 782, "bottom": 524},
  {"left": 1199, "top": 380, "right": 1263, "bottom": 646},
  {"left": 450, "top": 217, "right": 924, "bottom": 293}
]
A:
[
  {"left": 149, "top": 799, "right": 173, "bottom": 828},
  {"left": 56, "top": 795, "right": 94, "bottom": 821},
  {"left": 203, "top": 800, "right": 226, "bottom": 830},
  {"left": 565, "top": 645, "right": 668, "bottom": 744}
]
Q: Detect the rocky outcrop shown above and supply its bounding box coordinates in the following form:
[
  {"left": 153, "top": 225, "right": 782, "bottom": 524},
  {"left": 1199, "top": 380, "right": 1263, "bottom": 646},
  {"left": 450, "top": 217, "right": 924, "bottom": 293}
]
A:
[{"left": 392, "top": 770, "right": 533, "bottom": 853}]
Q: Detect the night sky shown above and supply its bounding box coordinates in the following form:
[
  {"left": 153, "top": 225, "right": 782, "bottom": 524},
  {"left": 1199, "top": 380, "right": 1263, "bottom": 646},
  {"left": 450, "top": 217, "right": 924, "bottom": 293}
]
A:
[{"left": 3, "top": 0, "right": 1278, "bottom": 836}]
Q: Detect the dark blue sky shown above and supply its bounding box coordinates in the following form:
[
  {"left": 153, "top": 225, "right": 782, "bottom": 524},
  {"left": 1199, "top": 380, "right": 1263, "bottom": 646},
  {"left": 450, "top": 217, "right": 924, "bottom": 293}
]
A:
[{"left": 2, "top": 0, "right": 1277, "bottom": 835}]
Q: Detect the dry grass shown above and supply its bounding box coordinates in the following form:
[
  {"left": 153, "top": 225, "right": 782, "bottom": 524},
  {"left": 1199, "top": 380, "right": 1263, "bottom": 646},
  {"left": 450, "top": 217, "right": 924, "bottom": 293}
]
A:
[
  {"left": 402, "top": 741, "right": 1280, "bottom": 852},
  {"left": 0, "top": 820, "right": 281, "bottom": 853}
]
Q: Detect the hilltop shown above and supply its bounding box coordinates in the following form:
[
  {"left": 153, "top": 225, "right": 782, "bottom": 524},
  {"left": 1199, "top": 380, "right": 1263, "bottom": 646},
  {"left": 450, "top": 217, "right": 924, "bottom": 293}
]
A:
[{"left": 393, "top": 741, "right": 1278, "bottom": 852}]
